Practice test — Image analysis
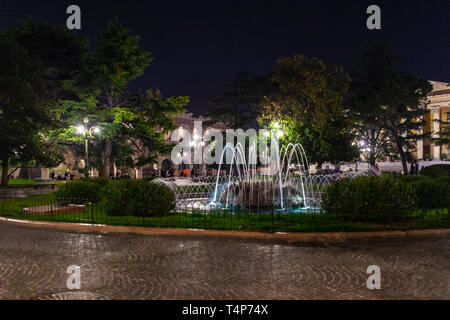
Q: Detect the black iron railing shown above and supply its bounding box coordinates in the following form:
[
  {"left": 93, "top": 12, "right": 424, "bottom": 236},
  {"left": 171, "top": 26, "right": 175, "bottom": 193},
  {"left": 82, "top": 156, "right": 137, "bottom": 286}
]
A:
[{"left": 0, "top": 195, "right": 449, "bottom": 233}]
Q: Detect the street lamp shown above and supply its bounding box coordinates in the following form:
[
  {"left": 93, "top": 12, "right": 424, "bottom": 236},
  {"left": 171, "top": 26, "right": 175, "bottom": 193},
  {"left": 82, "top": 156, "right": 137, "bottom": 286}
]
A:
[
  {"left": 75, "top": 117, "right": 100, "bottom": 178},
  {"left": 190, "top": 132, "right": 206, "bottom": 176}
]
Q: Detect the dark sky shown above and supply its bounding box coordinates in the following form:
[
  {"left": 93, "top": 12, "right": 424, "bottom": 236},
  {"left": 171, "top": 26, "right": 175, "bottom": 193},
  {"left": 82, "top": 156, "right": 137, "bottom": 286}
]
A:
[{"left": 1, "top": 0, "right": 449, "bottom": 115}]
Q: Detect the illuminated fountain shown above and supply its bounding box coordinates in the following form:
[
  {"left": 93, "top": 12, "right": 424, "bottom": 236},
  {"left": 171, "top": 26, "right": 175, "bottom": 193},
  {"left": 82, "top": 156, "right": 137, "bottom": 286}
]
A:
[{"left": 154, "top": 138, "right": 377, "bottom": 214}]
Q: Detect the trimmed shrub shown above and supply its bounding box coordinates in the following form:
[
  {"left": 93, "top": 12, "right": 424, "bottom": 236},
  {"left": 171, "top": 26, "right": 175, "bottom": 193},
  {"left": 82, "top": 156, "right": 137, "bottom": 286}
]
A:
[
  {"left": 420, "top": 164, "right": 450, "bottom": 178},
  {"left": 397, "top": 174, "right": 432, "bottom": 184},
  {"left": 101, "top": 180, "right": 175, "bottom": 217},
  {"left": 409, "top": 177, "right": 450, "bottom": 209},
  {"left": 55, "top": 179, "right": 107, "bottom": 204},
  {"left": 322, "top": 176, "right": 417, "bottom": 222}
]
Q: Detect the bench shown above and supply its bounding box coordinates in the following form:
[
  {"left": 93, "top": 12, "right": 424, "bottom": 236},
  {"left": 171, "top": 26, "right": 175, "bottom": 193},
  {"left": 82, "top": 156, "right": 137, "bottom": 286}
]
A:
[{"left": 33, "top": 178, "right": 55, "bottom": 190}]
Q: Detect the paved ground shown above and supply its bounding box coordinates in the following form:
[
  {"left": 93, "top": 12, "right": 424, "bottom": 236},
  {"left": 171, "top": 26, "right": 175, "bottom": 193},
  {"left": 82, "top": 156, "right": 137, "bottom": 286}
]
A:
[{"left": 0, "top": 222, "right": 449, "bottom": 300}]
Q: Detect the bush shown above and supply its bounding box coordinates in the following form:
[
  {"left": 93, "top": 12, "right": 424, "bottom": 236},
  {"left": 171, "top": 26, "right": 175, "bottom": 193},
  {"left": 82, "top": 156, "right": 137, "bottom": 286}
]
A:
[
  {"left": 322, "top": 176, "right": 417, "bottom": 222},
  {"left": 420, "top": 164, "right": 450, "bottom": 178},
  {"left": 55, "top": 179, "right": 107, "bottom": 204},
  {"left": 409, "top": 177, "right": 450, "bottom": 209},
  {"left": 101, "top": 180, "right": 175, "bottom": 217},
  {"left": 397, "top": 174, "right": 432, "bottom": 184}
]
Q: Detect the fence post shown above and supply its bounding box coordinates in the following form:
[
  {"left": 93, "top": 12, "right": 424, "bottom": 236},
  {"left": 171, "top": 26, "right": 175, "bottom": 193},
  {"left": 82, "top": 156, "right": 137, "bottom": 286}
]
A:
[
  {"left": 203, "top": 212, "right": 206, "bottom": 230},
  {"left": 271, "top": 206, "right": 275, "bottom": 233},
  {"left": 90, "top": 202, "right": 94, "bottom": 225}
]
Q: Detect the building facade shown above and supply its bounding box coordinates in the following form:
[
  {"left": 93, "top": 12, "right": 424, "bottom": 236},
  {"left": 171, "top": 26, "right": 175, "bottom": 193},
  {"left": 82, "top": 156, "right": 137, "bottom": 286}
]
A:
[
  {"left": 46, "top": 112, "right": 227, "bottom": 180},
  {"left": 416, "top": 81, "right": 450, "bottom": 160}
]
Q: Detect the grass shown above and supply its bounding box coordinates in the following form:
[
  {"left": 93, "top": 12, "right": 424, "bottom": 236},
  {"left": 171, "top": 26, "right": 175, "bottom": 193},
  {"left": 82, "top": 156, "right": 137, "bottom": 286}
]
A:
[
  {"left": 8, "top": 178, "right": 35, "bottom": 186},
  {"left": 1, "top": 194, "right": 449, "bottom": 233},
  {"left": 3, "top": 179, "right": 64, "bottom": 189}
]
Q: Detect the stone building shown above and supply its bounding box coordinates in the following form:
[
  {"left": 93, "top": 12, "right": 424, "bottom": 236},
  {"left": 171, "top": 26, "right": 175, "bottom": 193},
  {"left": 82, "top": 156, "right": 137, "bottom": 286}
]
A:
[
  {"left": 47, "top": 112, "right": 226, "bottom": 180},
  {"left": 139, "top": 112, "right": 226, "bottom": 178},
  {"left": 415, "top": 81, "right": 450, "bottom": 160}
]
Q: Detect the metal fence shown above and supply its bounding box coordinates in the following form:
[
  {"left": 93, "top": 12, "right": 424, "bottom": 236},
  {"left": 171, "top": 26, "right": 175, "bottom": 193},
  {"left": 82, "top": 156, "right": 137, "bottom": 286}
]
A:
[{"left": 1, "top": 195, "right": 449, "bottom": 233}]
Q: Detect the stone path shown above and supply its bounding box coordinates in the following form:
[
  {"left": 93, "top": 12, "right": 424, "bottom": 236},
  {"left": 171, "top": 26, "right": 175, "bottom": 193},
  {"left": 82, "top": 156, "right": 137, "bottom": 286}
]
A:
[{"left": 0, "top": 222, "right": 449, "bottom": 299}]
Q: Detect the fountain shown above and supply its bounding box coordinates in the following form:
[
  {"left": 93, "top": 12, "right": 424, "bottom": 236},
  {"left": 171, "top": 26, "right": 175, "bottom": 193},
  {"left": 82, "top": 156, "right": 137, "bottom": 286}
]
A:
[{"left": 153, "top": 138, "right": 378, "bottom": 214}]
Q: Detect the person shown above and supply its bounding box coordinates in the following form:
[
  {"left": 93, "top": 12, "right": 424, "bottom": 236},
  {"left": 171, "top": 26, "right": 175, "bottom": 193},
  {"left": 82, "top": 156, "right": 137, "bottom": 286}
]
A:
[
  {"left": 373, "top": 163, "right": 380, "bottom": 175},
  {"left": 333, "top": 165, "right": 341, "bottom": 174},
  {"left": 50, "top": 171, "right": 55, "bottom": 181},
  {"left": 410, "top": 160, "right": 416, "bottom": 175}
]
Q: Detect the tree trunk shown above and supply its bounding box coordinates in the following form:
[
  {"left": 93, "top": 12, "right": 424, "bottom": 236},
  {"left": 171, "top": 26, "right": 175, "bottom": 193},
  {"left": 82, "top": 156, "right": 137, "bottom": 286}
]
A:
[
  {"left": 396, "top": 138, "right": 409, "bottom": 175},
  {"left": 368, "top": 129, "right": 377, "bottom": 166},
  {"left": 1, "top": 157, "right": 9, "bottom": 186},
  {"left": 100, "top": 140, "right": 113, "bottom": 178},
  {"left": 399, "top": 153, "right": 408, "bottom": 176},
  {"left": 369, "top": 150, "right": 376, "bottom": 166}
]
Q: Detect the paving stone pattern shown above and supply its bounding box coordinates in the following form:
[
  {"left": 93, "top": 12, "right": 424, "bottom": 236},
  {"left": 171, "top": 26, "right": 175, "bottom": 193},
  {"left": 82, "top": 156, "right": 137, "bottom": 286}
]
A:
[{"left": 0, "top": 223, "right": 449, "bottom": 299}]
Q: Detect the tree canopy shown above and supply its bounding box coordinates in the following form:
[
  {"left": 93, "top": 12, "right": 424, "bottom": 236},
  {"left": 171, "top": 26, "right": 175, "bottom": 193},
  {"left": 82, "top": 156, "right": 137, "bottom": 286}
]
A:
[
  {"left": 54, "top": 19, "right": 189, "bottom": 178},
  {"left": 349, "top": 43, "right": 432, "bottom": 173},
  {"left": 0, "top": 20, "right": 88, "bottom": 185},
  {"left": 258, "top": 55, "right": 359, "bottom": 165},
  {"left": 207, "top": 71, "right": 273, "bottom": 129}
]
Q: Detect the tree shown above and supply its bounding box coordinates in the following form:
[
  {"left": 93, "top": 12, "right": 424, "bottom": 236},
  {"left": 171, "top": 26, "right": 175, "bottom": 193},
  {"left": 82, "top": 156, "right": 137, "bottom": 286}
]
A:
[
  {"left": 380, "top": 73, "right": 432, "bottom": 173},
  {"left": 0, "top": 20, "right": 87, "bottom": 185},
  {"left": 349, "top": 43, "right": 400, "bottom": 166},
  {"left": 434, "top": 122, "right": 450, "bottom": 149},
  {"left": 55, "top": 19, "right": 189, "bottom": 177},
  {"left": 258, "top": 55, "right": 359, "bottom": 166},
  {"left": 349, "top": 43, "right": 432, "bottom": 173},
  {"left": 207, "top": 71, "right": 273, "bottom": 129}
]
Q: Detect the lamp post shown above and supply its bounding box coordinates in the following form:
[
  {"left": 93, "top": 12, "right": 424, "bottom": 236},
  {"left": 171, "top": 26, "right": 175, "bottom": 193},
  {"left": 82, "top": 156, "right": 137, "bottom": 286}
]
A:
[
  {"left": 190, "top": 133, "right": 205, "bottom": 176},
  {"left": 76, "top": 117, "right": 100, "bottom": 178}
]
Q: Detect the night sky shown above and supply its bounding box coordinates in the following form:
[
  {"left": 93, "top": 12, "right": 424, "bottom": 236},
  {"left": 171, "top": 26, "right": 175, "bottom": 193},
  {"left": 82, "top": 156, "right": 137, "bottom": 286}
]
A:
[{"left": 1, "top": 0, "right": 449, "bottom": 115}]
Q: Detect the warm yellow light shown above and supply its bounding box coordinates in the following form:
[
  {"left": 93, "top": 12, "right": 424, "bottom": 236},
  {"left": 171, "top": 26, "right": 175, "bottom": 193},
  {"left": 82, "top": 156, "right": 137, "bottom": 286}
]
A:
[{"left": 76, "top": 125, "right": 85, "bottom": 134}]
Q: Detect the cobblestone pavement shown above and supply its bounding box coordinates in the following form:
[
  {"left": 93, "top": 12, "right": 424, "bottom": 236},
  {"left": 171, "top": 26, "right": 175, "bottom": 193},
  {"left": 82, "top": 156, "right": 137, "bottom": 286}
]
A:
[{"left": 0, "top": 222, "right": 449, "bottom": 299}]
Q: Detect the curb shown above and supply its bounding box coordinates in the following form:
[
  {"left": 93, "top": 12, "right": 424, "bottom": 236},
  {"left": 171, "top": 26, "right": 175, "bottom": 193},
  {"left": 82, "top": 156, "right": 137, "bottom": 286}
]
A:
[{"left": 1, "top": 217, "right": 450, "bottom": 245}]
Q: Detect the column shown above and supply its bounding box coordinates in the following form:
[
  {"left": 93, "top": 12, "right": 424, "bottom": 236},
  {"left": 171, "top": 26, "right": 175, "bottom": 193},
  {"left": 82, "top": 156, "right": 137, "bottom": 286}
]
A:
[
  {"left": 416, "top": 116, "right": 423, "bottom": 160},
  {"left": 432, "top": 106, "right": 441, "bottom": 160},
  {"left": 41, "top": 167, "right": 50, "bottom": 179}
]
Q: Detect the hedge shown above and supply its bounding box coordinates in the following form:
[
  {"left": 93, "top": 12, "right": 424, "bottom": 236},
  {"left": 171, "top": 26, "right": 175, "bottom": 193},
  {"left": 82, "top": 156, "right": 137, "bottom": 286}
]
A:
[
  {"left": 420, "top": 164, "right": 450, "bottom": 178},
  {"left": 100, "top": 180, "right": 175, "bottom": 217},
  {"left": 55, "top": 179, "right": 107, "bottom": 204},
  {"left": 322, "top": 176, "right": 417, "bottom": 223},
  {"left": 408, "top": 176, "right": 450, "bottom": 209}
]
